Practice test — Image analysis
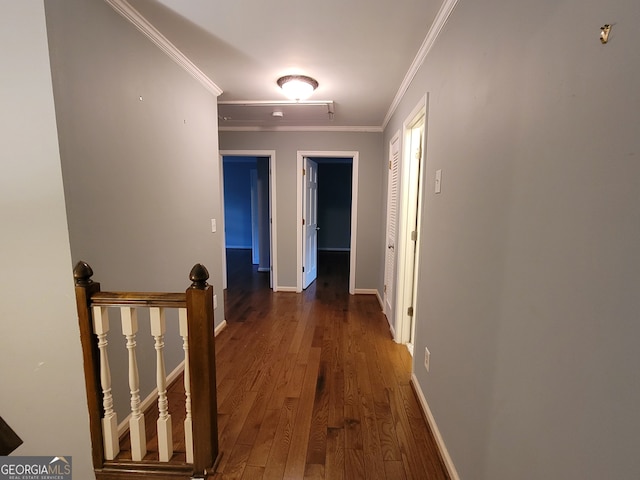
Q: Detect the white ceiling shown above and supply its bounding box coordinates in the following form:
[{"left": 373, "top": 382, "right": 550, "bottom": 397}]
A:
[{"left": 128, "top": 0, "right": 445, "bottom": 130}]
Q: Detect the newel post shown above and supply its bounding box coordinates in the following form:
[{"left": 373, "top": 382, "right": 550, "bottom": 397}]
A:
[
  {"left": 73, "top": 261, "right": 105, "bottom": 470},
  {"left": 185, "top": 264, "right": 219, "bottom": 475}
]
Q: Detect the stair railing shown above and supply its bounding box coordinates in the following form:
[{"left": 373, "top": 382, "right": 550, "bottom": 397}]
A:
[{"left": 73, "top": 262, "right": 219, "bottom": 479}]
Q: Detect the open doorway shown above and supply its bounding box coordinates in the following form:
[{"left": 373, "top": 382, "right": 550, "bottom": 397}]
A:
[
  {"left": 219, "top": 150, "right": 277, "bottom": 294},
  {"left": 297, "top": 151, "right": 359, "bottom": 294},
  {"left": 394, "top": 96, "right": 427, "bottom": 355}
]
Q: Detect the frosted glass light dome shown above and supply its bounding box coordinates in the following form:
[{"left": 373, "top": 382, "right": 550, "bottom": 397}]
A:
[{"left": 277, "top": 75, "right": 318, "bottom": 101}]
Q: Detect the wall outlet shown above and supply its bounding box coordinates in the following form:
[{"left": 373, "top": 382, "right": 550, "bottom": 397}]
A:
[
  {"left": 424, "top": 347, "right": 431, "bottom": 372},
  {"left": 213, "top": 294, "right": 217, "bottom": 310},
  {"left": 211, "top": 218, "right": 217, "bottom": 233}
]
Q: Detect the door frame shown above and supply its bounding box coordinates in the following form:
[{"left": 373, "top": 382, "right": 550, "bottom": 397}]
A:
[
  {"left": 220, "top": 150, "right": 278, "bottom": 291},
  {"left": 395, "top": 95, "right": 428, "bottom": 353},
  {"left": 296, "top": 150, "right": 359, "bottom": 294}
]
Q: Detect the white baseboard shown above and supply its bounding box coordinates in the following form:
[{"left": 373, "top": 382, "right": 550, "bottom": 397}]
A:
[
  {"left": 275, "top": 286, "right": 297, "bottom": 292},
  {"left": 353, "top": 288, "right": 376, "bottom": 295},
  {"left": 375, "top": 291, "right": 383, "bottom": 309},
  {"left": 353, "top": 288, "right": 384, "bottom": 309},
  {"left": 117, "top": 319, "right": 228, "bottom": 436},
  {"left": 214, "top": 319, "right": 228, "bottom": 336},
  {"left": 410, "top": 374, "right": 460, "bottom": 480},
  {"left": 388, "top": 320, "right": 396, "bottom": 340}
]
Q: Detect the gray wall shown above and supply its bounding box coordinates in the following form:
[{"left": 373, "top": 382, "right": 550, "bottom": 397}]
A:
[
  {"left": 0, "top": 2, "right": 93, "bottom": 478},
  {"left": 219, "top": 131, "right": 384, "bottom": 290},
  {"left": 384, "top": 0, "right": 640, "bottom": 478},
  {"left": 45, "top": 0, "right": 223, "bottom": 420}
]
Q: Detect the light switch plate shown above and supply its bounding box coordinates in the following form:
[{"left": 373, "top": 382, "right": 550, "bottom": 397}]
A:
[
  {"left": 425, "top": 347, "right": 431, "bottom": 371},
  {"left": 435, "top": 169, "right": 442, "bottom": 194},
  {"left": 211, "top": 218, "right": 216, "bottom": 232}
]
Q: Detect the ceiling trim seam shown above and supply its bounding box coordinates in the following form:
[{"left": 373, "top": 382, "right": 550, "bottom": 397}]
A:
[
  {"left": 382, "top": 0, "right": 460, "bottom": 129},
  {"left": 104, "top": 0, "right": 223, "bottom": 97}
]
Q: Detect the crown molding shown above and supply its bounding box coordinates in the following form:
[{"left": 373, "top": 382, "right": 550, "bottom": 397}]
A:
[
  {"left": 382, "top": 0, "right": 459, "bottom": 129},
  {"left": 218, "top": 125, "right": 383, "bottom": 133},
  {"left": 104, "top": 0, "right": 223, "bottom": 97}
]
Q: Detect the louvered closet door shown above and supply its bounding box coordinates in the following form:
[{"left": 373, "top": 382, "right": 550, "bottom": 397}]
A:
[{"left": 384, "top": 135, "right": 400, "bottom": 323}]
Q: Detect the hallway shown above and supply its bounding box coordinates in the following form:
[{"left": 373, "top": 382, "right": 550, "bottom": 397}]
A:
[{"left": 214, "top": 249, "right": 449, "bottom": 479}]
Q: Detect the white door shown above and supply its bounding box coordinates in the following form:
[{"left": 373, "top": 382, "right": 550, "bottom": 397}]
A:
[
  {"left": 397, "top": 118, "right": 425, "bottom": 348},
  {"left": 384, "top": 134, "right": 400, "bottom": 323},
  {"left": 303, "top": 158, "right": 319, "bottom": 289}
]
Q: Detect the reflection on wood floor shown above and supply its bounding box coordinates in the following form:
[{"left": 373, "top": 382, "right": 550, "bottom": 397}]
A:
[
  {"left": 120, "top": 249, "right": 449, "bottom": 479},
  {"left": 215, "top": 248, "right": 449, "bottom": 479}
]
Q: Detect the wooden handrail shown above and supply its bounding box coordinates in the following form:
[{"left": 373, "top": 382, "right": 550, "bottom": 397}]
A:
[
  {"left": 91, "top": 292, "right": 186, "bottom": 308},
  {"left": 73, "top": 261, "right": 220, "bottom": 479}
]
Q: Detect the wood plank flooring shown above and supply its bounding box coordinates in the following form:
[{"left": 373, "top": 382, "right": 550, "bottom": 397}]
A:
[
  {"left": 116, "top": 249, "right": 449, "bottom": 478},
  {"left": 213, "top": 249, "right": 449, "bottom": 480}
]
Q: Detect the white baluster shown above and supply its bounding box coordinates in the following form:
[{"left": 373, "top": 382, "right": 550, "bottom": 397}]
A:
[
  {"left": 150, "top": 307, "right": 173, "bottom": 462},
  {"left": 179, "top": 308, "right": 193, "bottom": 463},
  {"left": 92, "top": 306, "right": 120, "bottom": 460},
  {"left": 121, "top": 307, "right": 146, "bottom": 461}
]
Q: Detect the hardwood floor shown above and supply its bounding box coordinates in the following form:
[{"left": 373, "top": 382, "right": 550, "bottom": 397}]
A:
[
  {"left": 213, "top": 249, "right": 449, "bottom": 479},
  {"left": 116, "top": 249, "right": 448, "bottom": 478}
]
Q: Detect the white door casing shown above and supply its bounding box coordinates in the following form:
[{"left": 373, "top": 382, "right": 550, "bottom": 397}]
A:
[
  {"left": 402, "top": 125, "right": 422, "bottom": 345},
  {"left": 395, "top": 96, "right": 427, "bottom": 352},
  {"left": 297, "top": 151, "right": 358, "bottom": 294},
  {"left": 219, "top": 150, "right": 278, "bottom": 291}
]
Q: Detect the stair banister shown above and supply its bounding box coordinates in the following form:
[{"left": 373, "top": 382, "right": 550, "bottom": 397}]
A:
[
  {"left": 73, "top": 261, "right": 220, "bottom": 479},
  {"left": 73, "top": 261, "right": 105, "bottom": 470},
  {"left": 185, "top": 264, "right": 219, "bottom": 476}
]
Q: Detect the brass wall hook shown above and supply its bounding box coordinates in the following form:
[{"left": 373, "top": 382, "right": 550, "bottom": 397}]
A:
[{"left": 600, "top": 24, "right": 611, "bottom": 44}]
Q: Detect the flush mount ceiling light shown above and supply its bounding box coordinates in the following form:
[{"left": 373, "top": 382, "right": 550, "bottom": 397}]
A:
[{"left": 277, "top": 75, "right": 319, "bottom": 101}]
